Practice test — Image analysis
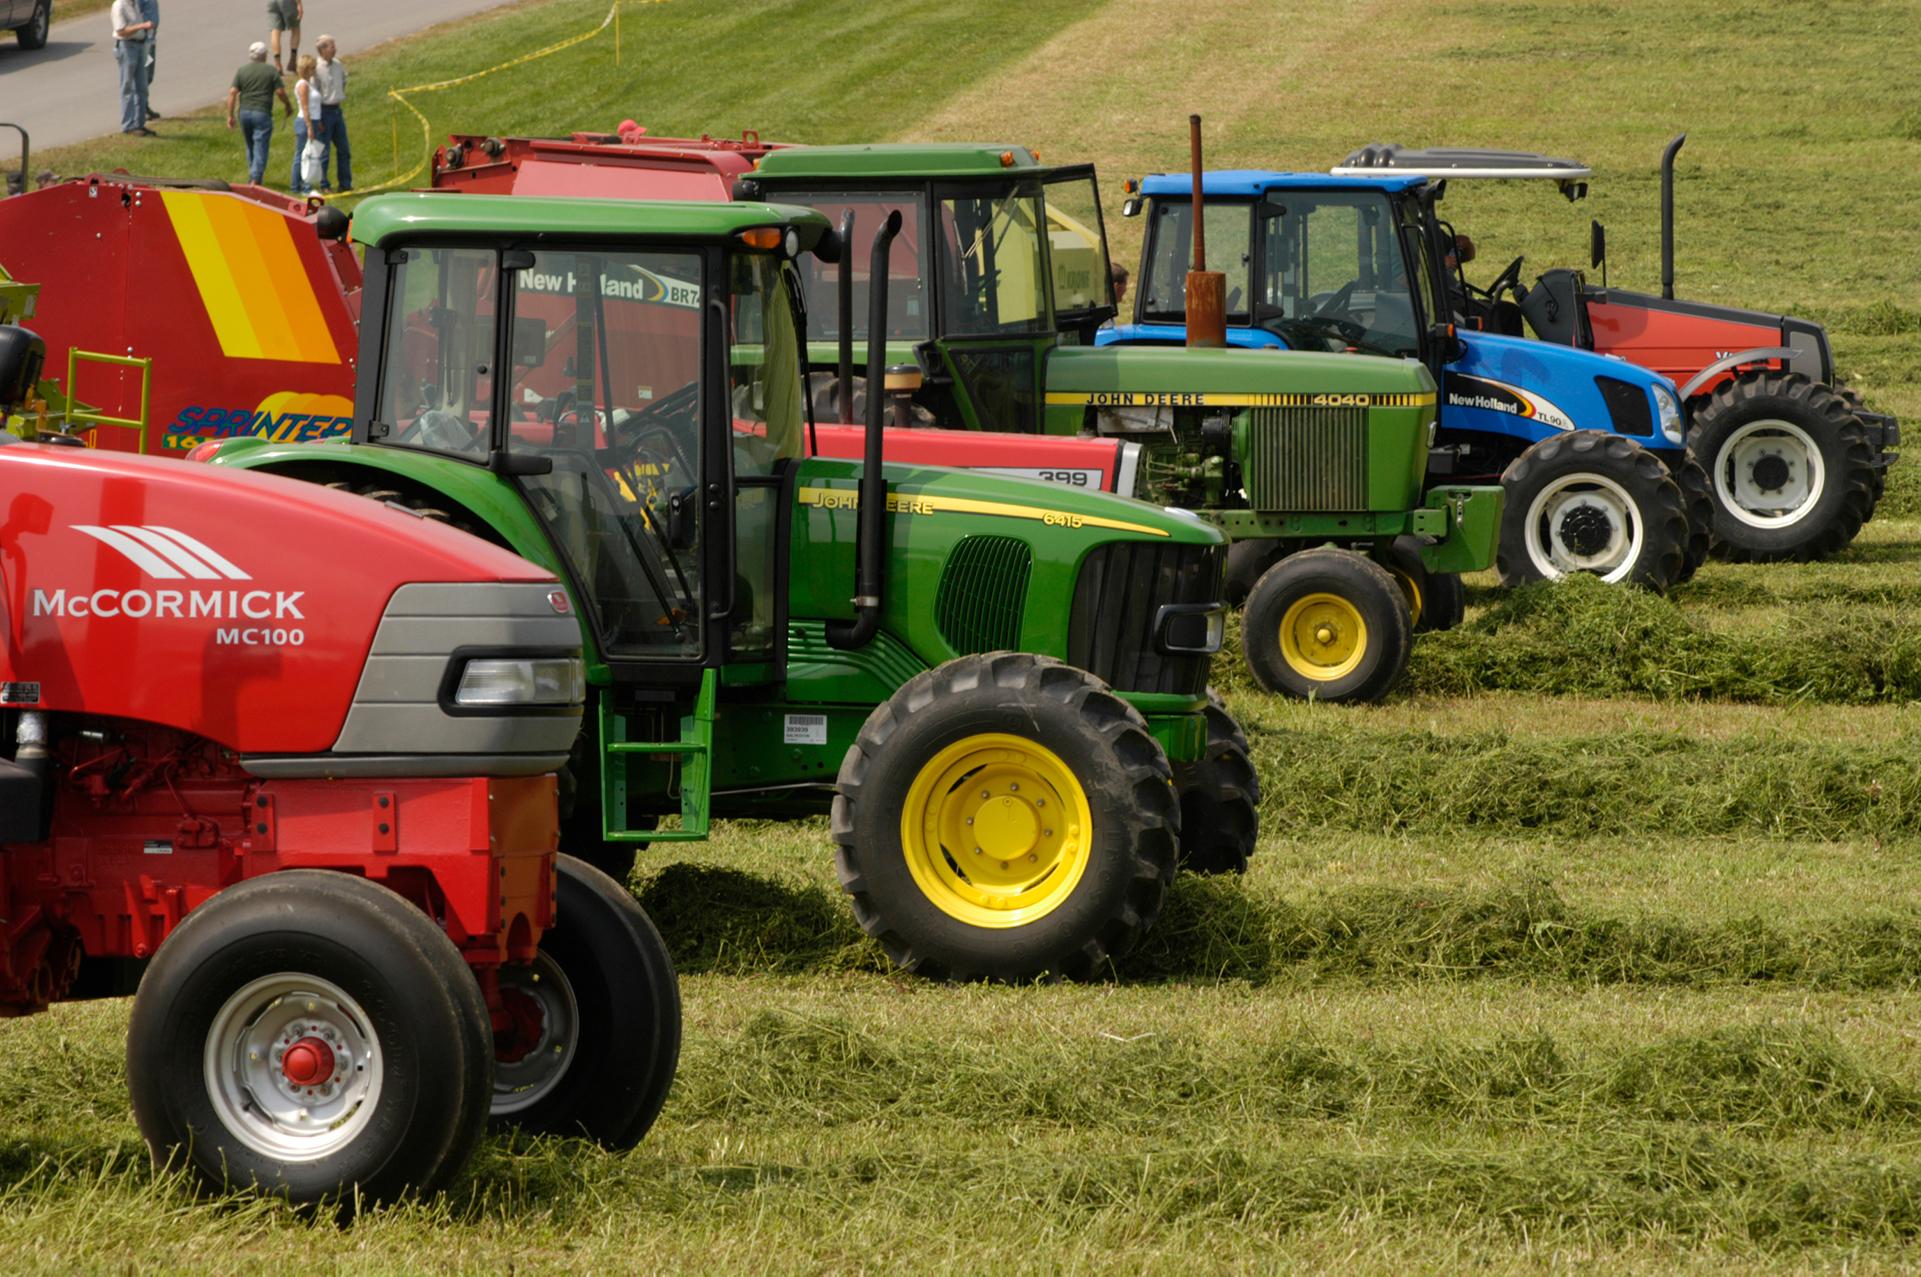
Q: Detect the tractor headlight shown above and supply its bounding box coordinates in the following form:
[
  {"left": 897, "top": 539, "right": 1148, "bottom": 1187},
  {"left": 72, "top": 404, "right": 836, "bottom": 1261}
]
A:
[
  {"left": 453, "top": 656, "right": 585, "bottom": 708},
  {"left": 1155, "top": 604, "right": 1226, "bottom": 655},
  {"left": 1653, "top": 383, "right": 1685, "bottom": 445}
]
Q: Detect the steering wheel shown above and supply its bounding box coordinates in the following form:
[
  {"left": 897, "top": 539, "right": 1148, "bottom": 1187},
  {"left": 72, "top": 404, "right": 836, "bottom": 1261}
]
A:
[
  {"left": 397, "top": 408, "right": 480, "bottom": 453},
  {"left": 1311, "top": 279, "right": 1360, "bottom": 320},
  {"left": 1478, "top": 254, "right": 1528, "bottom": 305}
]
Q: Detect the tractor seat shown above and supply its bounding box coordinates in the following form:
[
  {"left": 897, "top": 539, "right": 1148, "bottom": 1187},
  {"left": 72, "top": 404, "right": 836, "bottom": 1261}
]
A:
[{"left": 1519, "top": 268, "right": 1593, "bottom": 349}]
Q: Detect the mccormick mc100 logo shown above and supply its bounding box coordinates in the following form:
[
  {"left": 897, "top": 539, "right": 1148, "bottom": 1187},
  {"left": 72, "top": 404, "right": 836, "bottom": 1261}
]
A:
[{"left": 31, "top": 525, "right": 306, "bottom": 648}]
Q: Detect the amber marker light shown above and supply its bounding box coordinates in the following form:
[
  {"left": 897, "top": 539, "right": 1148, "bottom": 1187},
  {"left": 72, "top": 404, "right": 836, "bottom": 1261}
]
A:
[{"left": 736, "top": 227, "right": 784, "bottom": 250}]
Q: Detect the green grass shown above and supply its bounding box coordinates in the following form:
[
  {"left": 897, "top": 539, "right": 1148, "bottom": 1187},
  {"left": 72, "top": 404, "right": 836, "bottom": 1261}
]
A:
[{"left": 11, "top": 0, "right": 1921, "bottom": 1271}]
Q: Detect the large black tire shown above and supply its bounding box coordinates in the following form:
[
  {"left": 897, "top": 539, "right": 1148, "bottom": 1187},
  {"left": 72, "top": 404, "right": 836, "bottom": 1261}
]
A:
[
  {"left": 1672, "top": 454, "right": 1714, "bottom": 585},
  {"left": 15, "top": 2, "right": 49, "bottom": 50},
  {"left": 1689, "top": 372, "right": 1875, "bottom": 562},
  {"left": 1224, "top": 539, "right": 1283, "bottom": 607},
  {"left": 1378, "top": 535, "right": 1465, "bottom": 633},
  {"left": 128, "top": 872, "right": 493, "bottom": 1205},
  {"left": 1241, "top": 548, "right": 1412, "bottom": 703},
  {"left": 1835, "top": 385, "right": 1888, "bottom": 523},
  {"left": 833, "top": 652, "right": 1178, "bottom": 982},
  {"left": 1172, "top": 694, "right": 1261, "bottom": 876},
  {"left": 490, "top": 855, "right": 681, "bottom": 1147},
  {"left": 1497, "top": 431, "right": 1687, "bottom": 590}
]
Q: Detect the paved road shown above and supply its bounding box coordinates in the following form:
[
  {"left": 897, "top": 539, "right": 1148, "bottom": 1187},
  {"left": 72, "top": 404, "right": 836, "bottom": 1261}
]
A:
[{"left": 0, "top": 0, "right": 511, "bottom": 151}]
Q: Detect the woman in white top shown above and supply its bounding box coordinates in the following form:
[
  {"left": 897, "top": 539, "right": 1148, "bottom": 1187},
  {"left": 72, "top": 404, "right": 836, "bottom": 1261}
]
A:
[{"left": 289, "top": 53, "right": 321, "bottom": 194}]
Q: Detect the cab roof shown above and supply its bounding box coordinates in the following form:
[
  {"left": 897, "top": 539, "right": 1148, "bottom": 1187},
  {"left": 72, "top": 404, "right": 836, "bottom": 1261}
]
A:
[
  {"left": 1139, "top": 170, "right": 1427, "bottom": 198},
  {"left": 1334, "top": 143, "right": 1592, "bottom": 182},
  {"left": 752, "top": 143, "right": 1043, "bottom": 181},
  {"left": 350, "top": 192, "right": 832, "bottom": 247}
]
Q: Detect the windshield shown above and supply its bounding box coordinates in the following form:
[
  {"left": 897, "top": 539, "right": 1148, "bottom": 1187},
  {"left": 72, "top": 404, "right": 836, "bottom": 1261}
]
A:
[
  {"left": 937, "top": 185, "right": 1051, "bottom": 335},
  {"left": 785, "top": 190, "right": 930, "bottom": 341},
  {"left": 1141, "top": 191, "right": 1421, "bottom": 357}
]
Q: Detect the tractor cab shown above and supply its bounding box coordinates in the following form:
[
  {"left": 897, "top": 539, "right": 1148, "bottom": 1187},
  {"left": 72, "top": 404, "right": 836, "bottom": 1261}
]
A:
[{"left": 734, "top": 144, "right": 1117, "bottom": 435}]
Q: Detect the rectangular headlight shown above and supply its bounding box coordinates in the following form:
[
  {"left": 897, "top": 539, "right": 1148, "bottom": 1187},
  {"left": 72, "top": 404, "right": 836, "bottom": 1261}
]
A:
[
  {"left": 454, "top": 656, "right": 585, "bottom": 707},
  {"left": 1155, "top": 604, "right": 1226, "bottom": 656}
]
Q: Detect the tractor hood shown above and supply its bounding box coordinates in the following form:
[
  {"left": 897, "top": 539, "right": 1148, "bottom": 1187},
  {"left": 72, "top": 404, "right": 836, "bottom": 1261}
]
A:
[
  {"left": 2, "top": 445, "right": 579, "bottom": 768},
  {"left": 1045, "top": 344, "right": 1436, "bottom": 402}
]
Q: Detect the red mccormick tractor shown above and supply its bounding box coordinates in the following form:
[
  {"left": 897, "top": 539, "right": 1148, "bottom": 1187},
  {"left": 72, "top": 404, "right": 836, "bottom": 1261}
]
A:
[
  {"left": 1336, "top": 137, "right": 1900, "bottom": 561},
  {"left": 0, "top": 327, "right": 679, "bottom": 1203}
]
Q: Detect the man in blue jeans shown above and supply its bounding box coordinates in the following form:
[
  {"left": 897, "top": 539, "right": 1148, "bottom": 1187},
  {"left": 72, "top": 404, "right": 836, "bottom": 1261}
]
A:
[
  {"left": 226, "top": 42, "right": 293, "bottom": 186},
  {"left": 313, "top": 35, "right": 351, "bottom": 192},
  {"left": 110, "top": 0, "right": 156, "bottom": 137}
]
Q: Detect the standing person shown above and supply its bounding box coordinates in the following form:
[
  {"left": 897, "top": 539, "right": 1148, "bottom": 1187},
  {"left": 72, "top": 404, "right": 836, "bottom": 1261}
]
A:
[
  {"left": 289, "top": 55, "right": 321, "bottom": 195},
  {"left": 138, "top": 0, "right": 161, "bottom": 117},
  {"left": 313, "top": 35, "right": 350, "bottom": 192},
  {"left": 110, "top": 0, "right": 156, "bottom": 138},
  {"left": 227, "top": 42, "right": 294, "bottom": 186},
  {"left": 267, "top": 0, "right": 303, "bottom": 75}
]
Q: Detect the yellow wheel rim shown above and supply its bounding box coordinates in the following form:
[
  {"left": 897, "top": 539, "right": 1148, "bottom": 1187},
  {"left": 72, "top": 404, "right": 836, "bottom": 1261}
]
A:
[
  {"left": 1387, "top": 567, "right": 1424, "bottom": 629},
  {"left": 1279, "top": 592, "right": 1368, "bottom": 681},
  {"left": 899, "top": 733, "right": 1095, "bottom": 928}
]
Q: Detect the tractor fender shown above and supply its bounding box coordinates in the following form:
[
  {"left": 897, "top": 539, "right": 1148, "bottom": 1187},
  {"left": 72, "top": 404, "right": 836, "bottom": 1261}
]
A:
[{"left": 1677, "top": 347, "right": 1795, "bottom": 401}]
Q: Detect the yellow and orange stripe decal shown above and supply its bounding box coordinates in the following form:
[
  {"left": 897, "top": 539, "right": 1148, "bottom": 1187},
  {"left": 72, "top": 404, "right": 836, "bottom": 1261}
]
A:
[{"left": 161, "top": 191, "right": 340, "bottom": 364}]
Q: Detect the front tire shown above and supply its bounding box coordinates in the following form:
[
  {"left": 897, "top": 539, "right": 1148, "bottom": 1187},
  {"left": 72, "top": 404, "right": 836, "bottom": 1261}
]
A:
[
  {"left": 15, "top": 2, "right": 48, "bottom": 50},
  {"left": 1497, "top": 431, "right": 1687, "bottom": 589},
  {"left": 833, "top": 653, "right": 1178, "bottom": 982},
  {"left": 127, "top": 872, "right": 493, "bottom": 1205},
  {"left": 1690, "top": 372, "right": 1875, "bottom": 562},
  {"left": 1242, "top": 548, "right": 1412, "bottom": 703},
  {"left": 489, "top": 855, "right": 680, "bottom": 1148},
  {"left": 1172, "top": 695, "right": 1260, "bottom": 875}
]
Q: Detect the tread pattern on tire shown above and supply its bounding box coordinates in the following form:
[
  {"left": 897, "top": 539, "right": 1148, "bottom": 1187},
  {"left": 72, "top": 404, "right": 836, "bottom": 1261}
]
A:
[
  {"left": 1689, "top": 372, "right": 1875, "bottom": 563},
  {"left": 1174, "top": 695, "right": 1261, "bottom": 876},
  {"left": 831, "top": 652, "right": 1177, "bottom": 982},
  {"left": 1672, "top": 454, "right": 1714, "bottom": 585},
  {"left": 1496, "top": 430, "right": 1688, "bottom": 591}
]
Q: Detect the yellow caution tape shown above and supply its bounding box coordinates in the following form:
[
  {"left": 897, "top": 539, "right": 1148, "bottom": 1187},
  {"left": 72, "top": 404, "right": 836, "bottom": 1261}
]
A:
[{"left": 325, "top": 0, "right": 667, "bottom": 202}]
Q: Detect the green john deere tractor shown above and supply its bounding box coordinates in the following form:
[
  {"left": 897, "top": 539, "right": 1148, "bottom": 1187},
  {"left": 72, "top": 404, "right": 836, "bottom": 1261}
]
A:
[
  {"left": 726, "top": 144, "right": 1504, "bottom": 703},
  {"left": 205, "top": 192, "right": 1257, "bottom": 982}
]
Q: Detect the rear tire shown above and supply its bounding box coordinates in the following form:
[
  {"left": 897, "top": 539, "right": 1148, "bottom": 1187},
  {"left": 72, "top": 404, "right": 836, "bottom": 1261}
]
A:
[
  {"left": 1242, "top": 548, "right": 1412, "bottom": 703},
  {"left": 1672, "top": 454, "right": 1714, "bottom": 585},
  {"left": 1172, "top": 695, "right": 1260, "bottom": 876},
  {"left": 1690, "top": 372, "right": 1874, "bottom": 562},
  {"left": 128, "top": 872, "right": 492, "bottom": 1205},
  {"left": 833, "top": 653, "right": 1177, "bottom": 982},
  {"left": 489, "top": 856, "right": 680, "bottom": 1148},
  {"left": 1497, "top": 431, "right": 1686, "bottom": 590}
]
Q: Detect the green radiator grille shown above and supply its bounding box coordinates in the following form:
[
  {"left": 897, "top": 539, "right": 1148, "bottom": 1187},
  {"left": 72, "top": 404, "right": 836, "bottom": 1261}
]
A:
[
  {"left": 1245, "top": 406, "right": 1369, "bottom": 511},
  {"left": 936, "top": 535, "right": 1032, "bottom": 654}
]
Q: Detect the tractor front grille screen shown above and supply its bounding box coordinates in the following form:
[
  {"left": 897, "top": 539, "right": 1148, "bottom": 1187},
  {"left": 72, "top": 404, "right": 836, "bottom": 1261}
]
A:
[
  {"left": 1068, "top": 542, "right": 1222, "bottom": 697},
  {"left": 936, "top": 535, "right": 1032, "bottom": 654},
  {"left": 1245, "top": 406, "right": 1368, "bottom": 511}
]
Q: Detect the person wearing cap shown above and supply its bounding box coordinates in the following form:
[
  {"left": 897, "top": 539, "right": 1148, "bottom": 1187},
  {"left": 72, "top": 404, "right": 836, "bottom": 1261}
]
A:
[
  {"left": 313, "top": 35, "right": 350, "bottom": 192},
  {"left": 227, "top": 42, "right": 294, "bottom": 186},
  {"left": 109, "top": 0, "right": 157, "bottom": 137},
  {"left": 267, "top": 0, "right": 303, "bottom": 75}
]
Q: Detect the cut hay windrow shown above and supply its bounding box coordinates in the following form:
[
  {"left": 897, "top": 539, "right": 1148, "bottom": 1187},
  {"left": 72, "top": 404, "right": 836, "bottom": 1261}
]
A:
[{"left": 638, "top": 865, "right": 1921, "bottom": 990}]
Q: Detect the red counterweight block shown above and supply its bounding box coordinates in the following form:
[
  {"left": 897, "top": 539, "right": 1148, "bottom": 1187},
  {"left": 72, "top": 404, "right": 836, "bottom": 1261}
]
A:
[{"left": 0, "top": 720, "right": 556, "bottom": 1015}]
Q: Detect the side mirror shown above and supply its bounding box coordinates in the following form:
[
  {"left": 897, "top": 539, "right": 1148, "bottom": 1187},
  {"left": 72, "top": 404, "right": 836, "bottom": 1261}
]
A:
[
  {"left": 1428, "top": 321, "right": 1466, "bottom": 363},
  {"left": 1119, "top": 196, "right": 1143, "bottom": 218},
  {"left": 0, "top": 325, "right": 46, "bottom": 416},
  {"left": 1589, "top": 219, "right": 1607, "bottom": 270},
  {"left": 812, "top": 226, "right": 843, "bottom": 265},
  {"left": 490, "top": 448, "right": 553, "bottom": 477}
]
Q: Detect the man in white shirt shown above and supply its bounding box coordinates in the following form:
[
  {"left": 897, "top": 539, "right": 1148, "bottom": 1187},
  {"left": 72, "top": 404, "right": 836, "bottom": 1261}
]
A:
[
  {"left": 110, "top": 0, "right": 157, "bottom": 137},
  {"left": 313, "top": 34, "right": 351, "bottom": 192}
]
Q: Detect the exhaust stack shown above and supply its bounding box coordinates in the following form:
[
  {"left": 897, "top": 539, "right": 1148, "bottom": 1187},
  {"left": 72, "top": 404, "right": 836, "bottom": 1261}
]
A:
[
  {"left": 1184, "top": 114, "right": 1226, "bottom": 348},
  {"left": 1660, "top": 132, "right": 1686, "bottom": 300}
]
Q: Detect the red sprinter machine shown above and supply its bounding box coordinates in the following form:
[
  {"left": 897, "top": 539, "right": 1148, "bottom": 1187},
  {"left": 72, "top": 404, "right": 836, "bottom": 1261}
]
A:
[{"left": 0, "top": 327, "right": 678, "bottom": 1204}]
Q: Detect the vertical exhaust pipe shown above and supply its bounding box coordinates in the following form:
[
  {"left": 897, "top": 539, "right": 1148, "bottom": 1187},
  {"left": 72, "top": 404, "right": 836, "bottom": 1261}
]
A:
[
  {"left": 1660, "top": 132, "right": 1686, "bottom": 300},
  {"left": 1184, "top": 113, "right": 1226, "bottom": 347},
  {"left": 826, "top": 209, "right": 903, "bottom": 650},
  {"left": 836, "top": 209, "right": 856, "bottom": 425}
]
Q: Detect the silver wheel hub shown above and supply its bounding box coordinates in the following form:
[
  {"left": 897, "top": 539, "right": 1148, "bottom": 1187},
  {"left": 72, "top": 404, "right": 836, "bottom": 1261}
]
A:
[
  {"left": 491, "top": 952, "right": 580, "bottom": 1116},
  {"left": 1715, "top": 418, "right": 1824, "bottom": 529},
  {"left": 203, "top": 973, "right": 382, "bottom": 1163},
  {"left": 1523, "top": 473, "right": 1644, "bottom": 582}
]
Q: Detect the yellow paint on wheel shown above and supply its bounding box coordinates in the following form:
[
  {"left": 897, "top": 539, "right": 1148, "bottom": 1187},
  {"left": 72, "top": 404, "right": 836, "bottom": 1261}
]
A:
[
  {"left": 1280, "top": 592, "right": 1368, "bottom": 681},
  {"left": 900, "top": 733, "right": 1094, "bottom": 929},
  {"left": 1386, "top": 567, "right": 1424, "bottom": 629}
]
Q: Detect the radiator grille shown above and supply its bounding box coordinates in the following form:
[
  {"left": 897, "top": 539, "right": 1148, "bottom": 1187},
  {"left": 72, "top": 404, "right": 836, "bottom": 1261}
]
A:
[
  {"left": 1245, "top": 406, "right": 1369, "bottom": 511},
  {"left": 936, "top": 535, "right": 1032, "bottom": 654},
  {"left": 1068, "top": 542, "right": 1221, "bottom": 696}
]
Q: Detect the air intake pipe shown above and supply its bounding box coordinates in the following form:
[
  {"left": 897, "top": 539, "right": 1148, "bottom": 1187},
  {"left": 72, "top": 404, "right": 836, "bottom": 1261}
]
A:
[
  {"left": 1660, "top": 132, "right": 1686, "bottom": 300},
  {"left": 826, "top": 210, "right": 903, "bottom": 650}
]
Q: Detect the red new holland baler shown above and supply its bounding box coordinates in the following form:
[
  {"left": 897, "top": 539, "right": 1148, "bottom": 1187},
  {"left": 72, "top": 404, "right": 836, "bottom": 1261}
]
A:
[{"left": 0, "top": 326, "right": 678, "bottom": 1203}]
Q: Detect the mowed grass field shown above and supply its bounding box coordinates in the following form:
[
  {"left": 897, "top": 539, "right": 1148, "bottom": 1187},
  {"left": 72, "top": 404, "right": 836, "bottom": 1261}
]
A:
[{"left": 11, "top": 0, "right": 1921, "bottom": 1271}]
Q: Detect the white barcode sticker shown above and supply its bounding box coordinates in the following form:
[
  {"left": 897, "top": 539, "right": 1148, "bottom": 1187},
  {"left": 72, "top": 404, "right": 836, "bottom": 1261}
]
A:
[{"left": 783, "top": 713, "right": 828, "bottom": 746}]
